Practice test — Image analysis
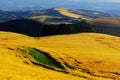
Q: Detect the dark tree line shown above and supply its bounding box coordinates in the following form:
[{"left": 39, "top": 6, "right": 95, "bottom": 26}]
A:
[{"left": 0, "top": 19, "right": 92, "bottom": 37}]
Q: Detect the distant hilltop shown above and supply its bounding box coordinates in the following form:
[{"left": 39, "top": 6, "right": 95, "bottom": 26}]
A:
[
  {"left": 0, "top": 8, "right": 114, "bottom": 23},
  {"left": 0, "top": 8, "right": 120, "bottom": 37}
]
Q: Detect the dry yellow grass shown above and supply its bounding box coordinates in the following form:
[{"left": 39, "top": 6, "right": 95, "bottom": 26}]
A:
[
  {"left": 35, "top": 33, "right": 120, "bottom": 80},
  {"left": 0, "top": 32, "right": 82, "bottom": 80},
  {"left": 54, "top": 8, "right": 81, "bottom": 18},
  {"left": 0, "top": 48, "right": 82, "bottom": 80},
  {"left": 0, "top": 31, "right": 120, "bottom": 80}
]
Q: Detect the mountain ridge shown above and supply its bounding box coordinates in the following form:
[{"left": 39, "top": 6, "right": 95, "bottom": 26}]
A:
[{"left": 0, "top": 8, "right": 113, "bottom": 23}]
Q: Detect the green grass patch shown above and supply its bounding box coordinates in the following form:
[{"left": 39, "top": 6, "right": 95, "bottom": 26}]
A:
[{"left": 27, "top": 47, "right": 64, "bottom": 69}]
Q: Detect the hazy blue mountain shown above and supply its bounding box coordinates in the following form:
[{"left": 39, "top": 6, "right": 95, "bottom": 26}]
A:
[
  {"left": 0, "top": 8, "right": 113, "bottom": 23},
  {"left": 106, "top": 9, "right": 120, "bottom": 17}
]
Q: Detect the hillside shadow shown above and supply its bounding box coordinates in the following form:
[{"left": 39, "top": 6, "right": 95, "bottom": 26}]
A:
[
  {"left": 0, "top": 19, "right": 44, "bottom": 37},
  {"left": 0, "top": 19, "right": 92, "bottom": 37}
]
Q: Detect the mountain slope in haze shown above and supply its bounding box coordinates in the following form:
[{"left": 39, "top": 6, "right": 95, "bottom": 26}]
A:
[
  {"left": 70, "top": 9, "right": 113, "bottom": 18},
  {"left": 87, "top": 18, "right": 120, "bottom": 36},
  {"left": 0, "top": 32, "right": 120, "bottom": 80},
  {"left": 0, "top": 8, "right": 113, "bottom": 23},
  {"left": 106, "top": 9, "right": 120, "bottom": 17}
]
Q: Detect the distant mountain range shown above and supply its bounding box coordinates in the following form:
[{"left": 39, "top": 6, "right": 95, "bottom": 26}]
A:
[
  {"left": 0, "top": 8, "right": 114, "bottom": 23},
  {"left": 106, "top": 9, "right": 120, "bottom": 17},
  {"left": 0, "top": 8, "right": 120, "bottom": 37}
]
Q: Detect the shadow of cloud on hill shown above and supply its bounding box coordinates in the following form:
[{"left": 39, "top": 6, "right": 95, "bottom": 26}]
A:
[
  {"left": 0, "top": 19, "right": 44, "bottom": 37},
  {"left": 0, "top": 19, "right": 92, "bottom": 37},
  {"left": 89, "top": 18, "right": 120, "bottom": 37}
]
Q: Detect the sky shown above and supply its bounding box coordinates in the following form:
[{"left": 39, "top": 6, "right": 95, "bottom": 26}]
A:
[
  {"left": 73, "top": 0, "right": 120, "bottom": 2},
  {"left": 103, "top": 0, "right": 120, "bottom": 2},
  {"left": 5, "top": 0, "right": 120, "bottom": 3},
  {"left": 0, "top": 0, "right": 120, "bottom": 11}
]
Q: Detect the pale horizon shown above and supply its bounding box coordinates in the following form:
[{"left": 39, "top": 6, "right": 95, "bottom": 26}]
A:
[{"left": 0, "top": 0, "right": 120, "bottom": 11}]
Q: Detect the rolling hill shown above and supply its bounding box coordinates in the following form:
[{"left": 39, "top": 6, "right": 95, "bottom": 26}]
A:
[
  {"left": 0, "top": 31, "right": 120, "bottom": 80},
  {"left": 0, "top": 19, "right": 92, "bottom": 37},
  {"left": 1, "top": 17, "right": 120, "bottom": 37},
  {"left": 0, "top": 7, "right": 120, "bottom": 80},
  {"left": 0, "top": 17, "right": 120, "bottom": 38}
]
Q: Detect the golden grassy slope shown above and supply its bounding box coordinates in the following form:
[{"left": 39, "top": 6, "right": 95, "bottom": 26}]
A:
[
  {"left": 0, "top": 32, "right": 82, "bottom": 80},
  {"left": 35, "top": 33, "right": 120, "bottom": 80},
  {"left": 54, "top": 8, "right": 81, "bottom": 18},
  {"left": 0, "top": 47, "right": 82, "bottom": 80},
  {"left": 0, "top": 31, "right": 120, "bottom": 80}
]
